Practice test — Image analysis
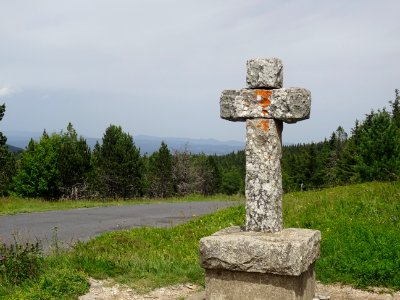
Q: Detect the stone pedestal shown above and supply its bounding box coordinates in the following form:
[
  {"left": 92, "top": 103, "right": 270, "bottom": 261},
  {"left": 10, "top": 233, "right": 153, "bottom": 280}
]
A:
[
  {"left": 205, "top": 264, "right": 315, "bottom": 300},
  {"left": 209, "top": 58, "right": 318, "bottom": 299},
  {"left": 199, "top": 226, "right": 321, "bottom": 300}
]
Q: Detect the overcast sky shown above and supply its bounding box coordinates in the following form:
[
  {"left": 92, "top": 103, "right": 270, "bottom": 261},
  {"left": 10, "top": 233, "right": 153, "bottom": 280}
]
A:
[{"left": 1, "top": 0, "right": 399, "bottom": 144}]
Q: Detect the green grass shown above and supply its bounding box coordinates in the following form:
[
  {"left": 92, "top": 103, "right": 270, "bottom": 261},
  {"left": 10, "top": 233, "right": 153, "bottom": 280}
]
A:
[
  {"left": 0, "top": 194, "right": 243, "bottom": 215},
  {"left": 1, "top": 254, "right": 89, "bottom": 300},
  {"left": 70, "top": 204, "right": 244, "bottom": 292},
  {"left": 284, "top": 181, "right": 400, "bottom": 289},
  {"left": 1, "top": 204, "right": 244, "bottom": 299},
  {"left": 1, "top": 181, "right": 399, "bottom": 299}
]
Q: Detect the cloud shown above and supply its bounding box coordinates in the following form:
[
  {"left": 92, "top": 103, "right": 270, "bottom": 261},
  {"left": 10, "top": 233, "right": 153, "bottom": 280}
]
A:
[
  {"left": 0, "top": 86, "right": 14, "bottom": 97},
  {"left": 0, "top": 1, "right": 399, "bottom": 142}
]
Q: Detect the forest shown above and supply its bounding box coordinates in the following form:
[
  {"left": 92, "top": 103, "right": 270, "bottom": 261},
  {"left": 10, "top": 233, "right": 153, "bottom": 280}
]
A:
[{"left": 0, "top": 89, "right": 399, "bottom": 200}]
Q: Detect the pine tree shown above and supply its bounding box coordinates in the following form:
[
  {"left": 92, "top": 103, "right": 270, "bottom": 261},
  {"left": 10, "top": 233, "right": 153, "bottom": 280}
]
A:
[
  {"left": 0, "top": 103, "right": 6, "bottom": 146},
  {"left": 91, "top": 125, "right": 143, "bottom": 198},
  {"left": 147, "top": 142, "right": 174, "bottom": 198},
  {"left": 354, "top": 110, "right": 400, "bottom": 181},
  {"left": 324, "top": 126, "right": 348, "bottom": 186},
  {"left": 220, "top": 168, "right": 243, "bottom": 195},
  {"left": 57, "top": 123, "right": 92, "bottom": 198},
  {"left": 335, "top": 121, "right": 361, "bottom": 184},
  {"left": 213, "top": 150, "right": 245, "bottom": 194},
  {"left": 305, "top": 143, "right": 318, "bottom": 188},
  {"left": 390, "top": 89, "right": 400, "bottom": 128},
  {"left": 0, "top": 103, "right": 16, "bottom": 195}
]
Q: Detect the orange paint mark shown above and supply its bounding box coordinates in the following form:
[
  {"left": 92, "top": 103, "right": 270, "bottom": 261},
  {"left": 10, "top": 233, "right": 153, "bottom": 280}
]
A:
[
  {"left": 255, "top": 90, "right": 272, "bottom": 116},
  {"left": 257, "top": 120, "right": 269, "bottom": 132}
]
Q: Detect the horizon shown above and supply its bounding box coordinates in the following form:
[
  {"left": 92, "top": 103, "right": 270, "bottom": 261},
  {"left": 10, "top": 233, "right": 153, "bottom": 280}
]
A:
[
  {"left": 4, "top": 130, "right": 246, "bottom": 155},
  {"left": 4, "top": 128, "right": 338, "bottom": 153},
  {"left": 4, "top": 129, "right": 245, "bottom": 143}
]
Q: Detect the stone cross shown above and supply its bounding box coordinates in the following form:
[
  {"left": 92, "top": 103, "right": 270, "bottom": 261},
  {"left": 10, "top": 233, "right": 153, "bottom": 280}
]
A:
[{"left": 220, "top": 58, "right": 311, "bottom": 232}]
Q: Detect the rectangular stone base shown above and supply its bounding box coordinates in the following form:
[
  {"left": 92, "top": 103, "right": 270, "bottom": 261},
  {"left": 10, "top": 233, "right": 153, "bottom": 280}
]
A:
[
  {"left": 205, "top": 263, "right": 315, "bottom": 300},
  {"left": 199, "top": 227, "right": 321, "bottom": 276},
  {"left": 199, "top": 227, "right": 321, "bottom": 300}
]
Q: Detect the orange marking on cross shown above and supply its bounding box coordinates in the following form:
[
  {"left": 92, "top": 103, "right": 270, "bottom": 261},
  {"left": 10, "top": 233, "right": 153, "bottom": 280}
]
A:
[
  {"left": 257, "top": 120, "right": 269, "bottom": 132},
  {"left": 255, "top": 90, "right": 272, "bottom": 116}
]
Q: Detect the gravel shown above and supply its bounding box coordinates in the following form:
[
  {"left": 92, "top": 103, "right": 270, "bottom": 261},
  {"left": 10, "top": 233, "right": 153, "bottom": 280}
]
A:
[{"left": 79, "top": 279, "right": 400, "bottom": 300}]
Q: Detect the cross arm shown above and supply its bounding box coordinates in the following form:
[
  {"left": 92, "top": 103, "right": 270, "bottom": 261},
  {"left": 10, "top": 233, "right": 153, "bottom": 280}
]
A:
[{"left": 220, "top": 87, "right": 311, "bottom": 123}]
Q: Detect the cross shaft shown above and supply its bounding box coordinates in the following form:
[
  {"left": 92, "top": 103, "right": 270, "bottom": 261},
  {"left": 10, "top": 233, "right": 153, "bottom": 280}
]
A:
[{"left": 220, "top": 58, "right": 311, "bottom": 232}]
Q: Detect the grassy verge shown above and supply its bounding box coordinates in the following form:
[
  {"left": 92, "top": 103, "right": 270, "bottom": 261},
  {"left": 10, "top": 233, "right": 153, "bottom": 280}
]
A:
[
  {"left": 72, "top": 205, "right": 245, "bottom": 292},
  {"left": 284, "top": 181, "right": 400, "bottom": 289},
  {"left": 1, "top": 204, "right": 244, "bottom": 299},
  {"left": 0, "top": 246, "right": 89, "bottom": 299},
  {"left": 0, "top": 194, "right": 244, "bottom": 215},
  {"left": 1, "top": 181, "right": 399, "bottom": 299}
]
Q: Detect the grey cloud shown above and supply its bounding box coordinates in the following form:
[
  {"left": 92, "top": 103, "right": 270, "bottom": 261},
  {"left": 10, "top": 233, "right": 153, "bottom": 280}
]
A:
[{"left": 0, "top": 0, "right": 399, "bottom": 143}]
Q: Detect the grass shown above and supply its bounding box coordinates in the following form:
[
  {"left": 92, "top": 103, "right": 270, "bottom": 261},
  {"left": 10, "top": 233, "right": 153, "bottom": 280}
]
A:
[
  {"left": 1, "top": 181, "right": 399, "bottom": 299},
  {"left": 284, "top": 181, "right": 400, "bottom": 289},
  {"left": 0, "top": 194, "right": 244, "bottom": 216},
  {"left": 0, "top": 204, "right": 244, "bottom": 299},
  {"left": 1, "top": 254, "right": 89, "bottom": 299},
  {"left": 70, "top": 204, "right": 244, "bottom": 292}
]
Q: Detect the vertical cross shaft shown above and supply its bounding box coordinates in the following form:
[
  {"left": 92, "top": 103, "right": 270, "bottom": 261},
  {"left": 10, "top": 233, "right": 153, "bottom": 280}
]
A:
[
  {"left": 220, "top": 58, "right": 311, "bottom": 232},
  {"left": 246, "top": 118, "right": 283, "bottom": 232}
]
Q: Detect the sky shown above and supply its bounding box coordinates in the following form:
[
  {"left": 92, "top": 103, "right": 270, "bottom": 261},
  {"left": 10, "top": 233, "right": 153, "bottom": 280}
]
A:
[{"left": 0, "top": 0, "right": 399, "bottom": 144}]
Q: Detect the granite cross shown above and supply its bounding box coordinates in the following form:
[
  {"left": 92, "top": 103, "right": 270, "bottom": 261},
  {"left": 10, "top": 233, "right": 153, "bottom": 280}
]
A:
[{"left": 220, "top": 58, "right": 311, "bottom": 232}]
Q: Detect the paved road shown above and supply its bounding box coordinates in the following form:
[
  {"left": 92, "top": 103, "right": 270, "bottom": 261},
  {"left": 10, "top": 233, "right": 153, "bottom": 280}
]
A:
[{"left": 0, "top": 201, "right": 239, "bottom": 250}]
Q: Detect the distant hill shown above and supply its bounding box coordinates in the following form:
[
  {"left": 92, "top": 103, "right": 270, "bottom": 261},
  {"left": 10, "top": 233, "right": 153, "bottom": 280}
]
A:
[
  {"left": 132, "top": 135, "right": 244, "bottom": 155},
  {"left": 3, "top": 131, "right": 41, "bottom": 150},
  {"left": 4, "top": 131, "right": 245, "bottom": 155},
  {"left": 6, "top": 144, "right": 23, "bottom": 153}
]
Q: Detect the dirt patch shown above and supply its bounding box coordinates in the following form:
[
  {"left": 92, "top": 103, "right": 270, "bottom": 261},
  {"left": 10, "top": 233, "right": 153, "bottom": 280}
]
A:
[
  {"left": 79, "top": 279, "right": 400, "bottom": 300},
  {"left": 315, "top": 282, "right": 400, "bottom": 300},
  {"left": 79, "top": 278, "right": 202, "bottom": 300}
]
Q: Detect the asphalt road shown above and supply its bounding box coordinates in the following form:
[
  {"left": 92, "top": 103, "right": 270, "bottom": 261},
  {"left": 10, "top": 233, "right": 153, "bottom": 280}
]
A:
[{"left": 0, "top": 201, "right": 239, "bottom": 250}]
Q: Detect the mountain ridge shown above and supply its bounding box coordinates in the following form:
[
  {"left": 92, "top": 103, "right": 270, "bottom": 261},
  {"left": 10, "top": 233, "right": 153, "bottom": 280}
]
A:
[{"left": 4, "top": 131, "right": 245, "bottom": 155}]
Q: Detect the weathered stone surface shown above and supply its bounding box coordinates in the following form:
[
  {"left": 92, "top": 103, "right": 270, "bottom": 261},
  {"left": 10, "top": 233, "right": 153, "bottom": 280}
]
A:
[
  {"left": 205, "top": 263, "right": 316, "bottom": 300},
  {"left": 245, "top": 118, "right": 283, "bottom": 232},
  {"left": 201, "top": 58, "right": 319, "bottom": 299},
  {"left": 220, "top": 87, "right": 311, "bottom": 123},
  {"left": 246, "top": 58, "right": 283, "bottom": 89},
  {"left": 199, "top": 226, "right": 321, "bottom": 276}
]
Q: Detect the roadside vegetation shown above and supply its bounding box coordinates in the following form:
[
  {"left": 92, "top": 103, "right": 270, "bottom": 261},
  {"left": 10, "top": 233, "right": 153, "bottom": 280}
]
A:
[
  {"left": 284, "top": 181, "right": 400, "bottom": 289},
  {"left": 1, "top": 181, "right": 399, "bottom": 299},
  {"left": 1, "top": 91, "right": 400, "bottom": 201}
]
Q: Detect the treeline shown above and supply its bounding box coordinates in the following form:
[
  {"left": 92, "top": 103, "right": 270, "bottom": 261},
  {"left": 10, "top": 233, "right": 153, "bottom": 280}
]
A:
[
  {"left": 283, "top": 90, "right": 400, "bottom": 191},
  {"left": 1, "top": 90, "right": 399, "bottom": 199},
  {"left": 0, "top": 114, "right": 244, "bottom": 199}
]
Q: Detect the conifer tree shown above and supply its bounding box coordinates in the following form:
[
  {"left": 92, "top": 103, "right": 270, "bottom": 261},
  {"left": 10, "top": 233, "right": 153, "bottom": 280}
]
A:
[
  {"left": 355, "top": 110, "right": 400, "bottom": 181},
  {"left": 58, "top": 123, "right": 92, "bottom": 198},
  {"left": 0, "top": 103, "right": 16, "bottom": 195},
  {"left": 390, "top": 89, "right": 400, "bottom": 128},
  {"left": 147, "top": 142, "right": 173, "bottom": 198},
  {"left": 220, "top": 168, "right": 243, "bottom": 195},
  {"left": 91, "top": 125, "right": 143, "bottom": 198},
  {"left": 0, "top": 103, "right": 6, "bottom": 146},
  {"left": 335, "top": 120, "right": 361, "bottom": 184}
]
